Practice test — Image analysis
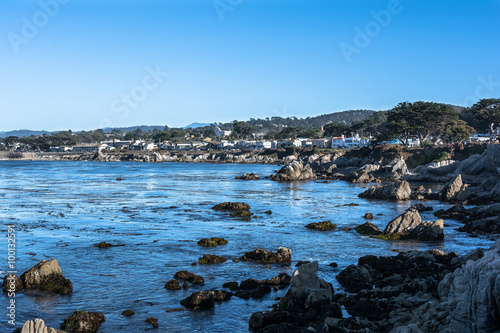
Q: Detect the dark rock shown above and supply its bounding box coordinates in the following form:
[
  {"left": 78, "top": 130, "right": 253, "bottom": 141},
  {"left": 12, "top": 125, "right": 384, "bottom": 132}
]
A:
[
  {"left": 234, "top": 290, "right": 251, "bottom": 299},
  {"left": 212, "top": 202, "right": 250, "bottom": 211},
  {"left": 264, "top": 210, "right": 273, "bottom": 214},
  {"left": 329, "top": 262, "right": 338, "bottom": 268},
  {"left": 230, "top": 210, "right": 252, "bottom": 219},
  {"left": 182, "top": 281, "right": 189, "bottom": 289},
  {"left": 295, "top": 260, "right": 310, "bottom": 267},
  {"left": 364, "top": 212, "right": 374, "bottom": 219},
  {"left": 19, "top": 259, "right": 73, "bottom": 295},
  {"left": 240, "top": 278, "right": 261, "bottom": 290},
  {"left": 336, "top": 264, "right": 378, "bottom": 293},
  {"left": 164, "top": 279, "right": 181, "bottom": 290},
  {"left": 250, "top": 285, "right": 272, "bottom": 298},
  {"left": 197, "top": 237, "right": 228, "bottom": 247},
  {"left": 198, "top": 254, "right": 228, "bottom": 264},
  {"left": 60, "top": 311, "right": 105, "bottom": 333},
  {"left": 240, "top": 247, "right": 292, "bottom": 265},
  {"left": 434, "top": 204, "right": 467, "bottom": 220},
  {"left": 121, "top": 310, "right": 134, "bottom": 316},
  {"left": 355, "top": 222, "right": 381, "bottom": 236},
  {"left": 305, "top": 221, "right": 337, "bottom": 231},
  {"left": 180, "top": 290, "right": 232, "bottom": 309},
  {"left": 409, "top": 203, "right": 433, "bottom": 212},
  {"left": 145, "top": 317, "right": 159, "bottom": 328},
  {"left": 173, "top": 271, "right": 204, "bottom": 284},
  {"left": 235, "top": 173, "right": 260, "bottom": 180},
  {"left": 222, "top": 281, "right": 239, "bottom": 291}
]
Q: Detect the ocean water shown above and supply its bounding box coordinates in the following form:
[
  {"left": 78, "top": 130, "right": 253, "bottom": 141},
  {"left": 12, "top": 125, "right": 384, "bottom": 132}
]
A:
[{"left": 0, "top": 161, "right": 495, "bottom": 333}]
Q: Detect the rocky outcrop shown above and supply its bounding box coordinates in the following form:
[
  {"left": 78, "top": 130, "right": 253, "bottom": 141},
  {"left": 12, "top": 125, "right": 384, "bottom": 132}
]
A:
[
  {"left": 240, "top": 247, "right": 292, "bottom": 265},
  {"left": 355, "top": 222, "right": 382, "bottom": 236},
  {"left": 459, "top": 203, "right": 500, "bottom": 234},
  {"left": 212, "top": 202, "right": 250, "bottom": 211},
  {"left": 60, "top": 311, "right": 105, "bottom": 333},
  {"left": 4, "top": 259, "right": 73, "bottom": 295},
  {"left": 249, "top": 262, "right": 341, "bottom": 332},
  {"left": 304, "top": 221, "right": 337, "bottom": 231},
  {"left": 271, "top": 160, "right": 317, "bottom": 181},
  {"left": 198, "top": 254, "right": 227, "bottom": 264},
  {"left": 173, "top": 271, "right": 204, "bottom": 284},
  {"left": 382, "top": 209, "right": 444, "bottom": 241},
  {"left": 180, "top": 290, "right": 232, "bottom": 309},
  {"left": 359, "top": 180, "right": 411, "bottom": 201},
  {"left": 440, "top": 174, "right": 468, "bottom": 202},
  {"left": 434, "top": 204, "right": 468, "bottom": 220},
  {"left": 235, "top": 173, "right": 260, "bottom": 180},
  {"left": 13, "top": 319, "right": 65, "bottom": 333},
  {"left": 378, "top": 159, "right": 410, "bottom": 179}
]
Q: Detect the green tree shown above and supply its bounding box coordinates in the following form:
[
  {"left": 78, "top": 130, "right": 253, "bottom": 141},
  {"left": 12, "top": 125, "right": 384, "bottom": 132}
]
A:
[
  {"left": 152, "top": 130, "right": 171, "bottom": 142},
  {"left": 471, "top": 98, "right": 500, "bottom": 136},
  {"left": 441, "top": 120, "right": 475, "bottom": 144},
  {"left": 323, "top": 123, "right": 351, "bottom": 137},
  {"left": 233, "top": 121, "right": 254, "bottom": 139}
]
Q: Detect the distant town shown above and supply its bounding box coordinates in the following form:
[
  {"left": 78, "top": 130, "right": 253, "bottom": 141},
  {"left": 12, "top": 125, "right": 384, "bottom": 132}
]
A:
[{"left": 1, "top": 99, "right": 499, "bottom": 153}]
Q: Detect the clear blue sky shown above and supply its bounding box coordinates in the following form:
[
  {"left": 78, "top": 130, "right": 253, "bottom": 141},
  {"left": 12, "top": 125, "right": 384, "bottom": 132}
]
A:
[{"left": 1, "top": 0, "right": 499, "bottom": 131}]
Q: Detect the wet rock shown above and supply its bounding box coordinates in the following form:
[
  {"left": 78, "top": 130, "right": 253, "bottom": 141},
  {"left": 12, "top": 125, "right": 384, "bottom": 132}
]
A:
[
  {"left": 235, "top": 173, "right": 260, "bottom": 180},
  {"left": 355, "top": 222, "right": 382, "bottom": 236},
  {"left": 329, "top": 262, "right": 338, "bottom": 268},
  {"left": 19, "top": 259, "right": 73, "bottom": 295},
  {"left": 198, "top": 254, "right": 228, "bottom": 264},
  {"left": 250, "top": 285, "right": 272, "bottom": 298},
  {"left": 364, "top": 212, "right": 374, "bottom": 219},
  {"left": 13, "top": 318, "right": 64, "bottom": 333},
  {"left": 264, "top": 210, "right": 272, "bottom": 214},
  {"left": 409, "top": 203, "right": 433, "bottom": 212},
  {"left": 230, "top": 210, "right": 252, "bottom": 219},
  {"left": 240, "top": 247, "right": 292, "bottom": 265},
  {"left": 165, "top": 279, "right": 181, "bottom": 290},
  {"left": 380, "top": 209, "right": 444, "bottom": 241},
  {"left": 304, "top": 221, "right": 337, "bottom": 231},
  {"left": 197, "top": 237, "right": 228, "bottom": 247},
  {"left": 240, "top": 278, "right": 261, "bottom": 290},
  {"left": 296, "top": 260, "right": 310, "bottom": 267},
  {"left": 212, "top": 202, "right": 250, "bottom": 211},
  {"left": 271, "top": 160, "right": 317, "bottom": 181},
  {"left": 3, "top": 273, "right": 24, "bottom": 292},
  {"left": 145, "top": 317, "right": 159, "bottom": 328},
  {"left": 359, "top": 180, "right": 411, "bottom": 201},
  {"left": 180, "top": 290, "right": 232, "bottom": 309},
  {"left": 60, "top": 311, "right": 105, "bottom": 333},
  {"left": 182, "top": 281, "right": 189, "bottom": 289},
  {"left": 96, "top": 241, "right": 112, "bottom": 248},
  {"left": 174, "top": 271, "right": 204, "bottom": 284},
  {"left": 222, "top": 281, "right": 239, "bottom": 291},
  {"left": 434, "top": 204, "right": 467, "bottom": 221},
  {"left": 459, "top": 203, "right": 500, "bottom": 234},
  {"left": 121, "top": 310, "right": 134, "bottom": 316}
]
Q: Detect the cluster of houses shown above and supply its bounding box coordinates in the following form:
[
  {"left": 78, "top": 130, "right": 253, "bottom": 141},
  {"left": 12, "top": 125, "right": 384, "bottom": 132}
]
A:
[{"left": 48, "top": 134, "right": 375, "bottom": 153}]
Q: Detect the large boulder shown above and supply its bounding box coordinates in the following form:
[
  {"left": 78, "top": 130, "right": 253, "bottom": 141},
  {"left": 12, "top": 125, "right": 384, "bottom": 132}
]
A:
[
  {"left": 13, "top": 319, "right": 65, "bottom": 333},
  {"left": 359, "top": 180, "right": 411, "bottom": 201},
  {"left": 382, "top": 209, "right": 444, "bottom": 241},
  {"left": 9, "top": 259, "right": 73, "bottom": 295},
  {"left": 379, "top": 159, "right": 410, "bottom": 179},
  {"left": 240, "top": 247, "right": 291, "bottom": 265},
  {"left": 271, "top": 160, "right": 317, "bottom": 181},
  {"left": 438, "top": 240, "right": 500, "bottom": 332},
  {"left": 459, "top": 203, "right": 500, "bottom": 234},
  {"left": 336, "top": 264, "right": 379, "bottom": 293},
  {"left": 440, "top": 174, "right": 467, "bottom": 202},
  {"left": 60, "top": 311, "right": 105, "bottom": 333}
]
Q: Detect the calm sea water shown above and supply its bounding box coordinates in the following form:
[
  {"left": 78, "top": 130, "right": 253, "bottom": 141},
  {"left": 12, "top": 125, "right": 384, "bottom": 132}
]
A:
[{"left": 0, "top": 161, "right": 495, "bottom": 333}]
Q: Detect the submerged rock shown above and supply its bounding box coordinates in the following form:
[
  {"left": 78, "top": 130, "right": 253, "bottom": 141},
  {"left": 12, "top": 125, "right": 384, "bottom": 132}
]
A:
[
  {"left": 359, "top": 180, "right": 411, "bottom": 201},
  {"left": 240, "top": 247, "right": 292, "bottom": 265},
  {"left": 173, "top": 271, "right": 205, "bottom": 284},
  {"left": 180, "top": 290, "right": 232, "bottom": 310},
  {"left": 198, "top": 254, "right": 228, "bottom": 264},
  {"left": 305, "top": 221, "right": 337, "bottom": 231},
  {"left": 60, "top": 311, "right": 105, "bottom": 333},
  {"left": 121, "top": 310, "right": 135, "bottom": 316},
  {"left": 235, "top": 173, "right": 260, "bottom": 180},
  {"left": 197, "top": 237, "right": 228, "bottom": 247},
  {"left": 212, "top": 202, "right": 250, "bottom": 211},
  {"left": 145, "top": 317, "right": 159, "bottom": 328}
]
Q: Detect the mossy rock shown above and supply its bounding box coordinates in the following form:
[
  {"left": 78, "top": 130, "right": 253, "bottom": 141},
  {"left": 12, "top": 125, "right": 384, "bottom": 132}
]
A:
[
  {"left": 230, "top": 210, "right": 252, "bottom": 219},
  {"left": 212, "top": 202, "right": 250, "bottom": 211},
  {"left": 165, "top": 279, "right": 181, "bottom": 290},
  {"left": 363, "top": 212, "right": 374, "bottom": 219},
  {"left": 305, "top": 221, "right": 337, "bottom": 231},
  {"left": 60, "top": 311, "right": 105, "bottom": 333},
  {"left": 174, "top": 271, "right": 205, "bottom": 284},
  {"left": 97, "top": 242, "right": 112, "bottom": 248},
  {"left": 354, "top": 222, "right": 382, "bottom": 236},
  {"left": 198, "top": 254, "right": 228, "bottom": 264},
  {"left": 197, "top": 237, "right": 228, "bottom": 247}
]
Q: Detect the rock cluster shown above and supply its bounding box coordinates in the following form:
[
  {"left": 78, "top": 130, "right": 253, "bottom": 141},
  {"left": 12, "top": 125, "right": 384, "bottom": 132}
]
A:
[
  {"left": 240, "top": 247, "right": 292, "bottom": 265},
  {"left": 358, "top": 180, "right": 411, "bottom": 201},
  {"left": 180, "top": 290, "right": 233, "bottom": 310},
  {"left": 223, "top": 273, "right": 291, "bottom": 299},
  {"left": 198, "top": 254, "right": 228, "bottom": 264},
  {"left": 235, "top": 173, "right": 260, "bottom": 180}
]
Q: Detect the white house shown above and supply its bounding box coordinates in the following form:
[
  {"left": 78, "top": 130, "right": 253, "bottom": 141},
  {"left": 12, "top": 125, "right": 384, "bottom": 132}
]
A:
[
  {"left": 215, "top": 127, "right": 232, "bottom": 138},
  {"left": 72, "top": 144, "right": 108, "bottom": 153},
  {"left": 330, "top": 134, "right": 370, "bottom": 148}
]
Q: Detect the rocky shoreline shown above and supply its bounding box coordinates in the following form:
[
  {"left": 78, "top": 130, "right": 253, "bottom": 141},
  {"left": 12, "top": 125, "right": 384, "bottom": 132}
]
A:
[{"left": 4, "top": 144, "right": 500, "bottom": 333}]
